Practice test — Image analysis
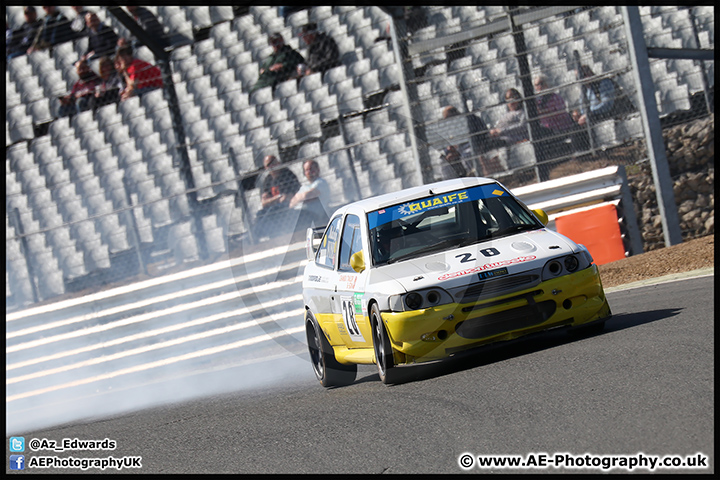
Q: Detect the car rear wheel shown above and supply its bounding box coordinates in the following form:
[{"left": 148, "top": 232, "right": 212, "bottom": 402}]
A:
[
  {"left": 371, "top": 303, "right": 402, "bottom": 385},
  {"left": 306, "top": 310, "right": 357, "bottom": 387}
]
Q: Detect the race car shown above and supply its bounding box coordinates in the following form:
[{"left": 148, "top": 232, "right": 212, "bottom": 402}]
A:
[{"left": 302, "top": 177, "right": 611, "bottom": 386}]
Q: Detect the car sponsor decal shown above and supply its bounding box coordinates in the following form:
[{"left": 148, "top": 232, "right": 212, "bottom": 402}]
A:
[
  {"left": 341, "top": 295, "right": 365, "bottom": 342},
  {"left": 438, "top": 255, "right": 536, "bottom": 280},
  {"left": 477, "top": 267, "right": 509, "bottom": 280},
  {"left": 339, "top": 274, "right": 358, "bottom": 290},
  {"left": 367, "top": 184, "right": 508, "bottom": 229},
  {"left": 307, "top": 275, "right": 328, "bottom": 283}
]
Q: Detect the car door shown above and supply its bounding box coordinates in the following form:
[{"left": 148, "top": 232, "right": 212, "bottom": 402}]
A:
[
  {"left": 305, "top": 215, "right": 343, "bottom": 331},
  {"left": 333, "top": 213, "right": 372, "bottom": 347}
]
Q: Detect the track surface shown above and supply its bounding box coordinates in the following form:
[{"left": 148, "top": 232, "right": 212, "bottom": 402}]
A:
[{"left": 7, "top": 275, "right": 714, "bottom": 474}]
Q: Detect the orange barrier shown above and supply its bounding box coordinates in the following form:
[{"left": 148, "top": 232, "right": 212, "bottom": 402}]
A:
[{"left": 555, "top": 204, "right": 626, "bottom": 265}]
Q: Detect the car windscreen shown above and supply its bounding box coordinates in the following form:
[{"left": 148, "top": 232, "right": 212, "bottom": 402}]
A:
[{"left": 367, "top": 183, "right": 542, "bottom": 266}]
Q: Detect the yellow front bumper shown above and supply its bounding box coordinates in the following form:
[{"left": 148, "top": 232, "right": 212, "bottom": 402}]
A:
[{"left": 381, "top": 265, "right": 610, "bottom": 364}]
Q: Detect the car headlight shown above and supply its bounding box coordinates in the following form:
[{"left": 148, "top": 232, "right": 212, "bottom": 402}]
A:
[
  {"left": 541, "top": 253, "right": 591, "bottom": 281},
  {"left": 405, "top": 292, "right": 423, "bottom": 310},
  {"left": 389, "top": 288, "right": 453, "bottom": 312}
]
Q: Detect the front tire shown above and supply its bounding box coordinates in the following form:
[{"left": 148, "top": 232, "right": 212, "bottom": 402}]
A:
[
  {"left": 306, "top": 310, "right": 357, "bottom": 387},
  {"left": 370, "top": 303, "right": 403, "bottom": 385}
]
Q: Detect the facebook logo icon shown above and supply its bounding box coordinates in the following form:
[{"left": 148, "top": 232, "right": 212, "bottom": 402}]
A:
[{"left": 10, "top": 455, "right": 25, "bottom": 470}]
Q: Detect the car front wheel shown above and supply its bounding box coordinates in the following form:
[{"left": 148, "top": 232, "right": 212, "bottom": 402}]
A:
[
  {"left": 371, "top": 303, "right": 403, "bottom": 385},
  {"left": 306, "top": 310, "right": 357, "bottom": 387}
]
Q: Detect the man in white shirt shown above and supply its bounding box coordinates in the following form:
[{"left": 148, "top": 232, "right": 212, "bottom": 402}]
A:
[{"left": 289, "top": 159, "right": 331, "bottom": 229}]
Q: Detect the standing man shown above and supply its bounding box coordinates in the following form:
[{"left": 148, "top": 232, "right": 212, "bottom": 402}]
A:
[
  {"left": 289, "top": 159, "right": 331, "bottom": 229},
  {"left": 251, "top": 33, "right": 304, "bottom": 93},
  {"left": 296, "top": 23, "right": 340, "bottom": 78}
]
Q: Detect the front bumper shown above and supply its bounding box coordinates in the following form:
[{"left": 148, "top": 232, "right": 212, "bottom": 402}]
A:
[{"left": 381, "top": 265, "right": 611, "bottom": 364}]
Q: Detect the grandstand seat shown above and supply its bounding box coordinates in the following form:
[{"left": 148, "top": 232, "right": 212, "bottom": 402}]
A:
[
  {"left": 297, "top": 114, "right": 323, "bottom": 143},
  {"left": 337, "top": 87, "right": 364, "bottom": 116},
  {"left": 297, "top": 141, "right": 322, "bottom": 161},
  {"left": 298, "top": 71, "right": 323, "bottom": 94},
  {"left": 168, "top": 221, "right": 200, "bottom": 263}
]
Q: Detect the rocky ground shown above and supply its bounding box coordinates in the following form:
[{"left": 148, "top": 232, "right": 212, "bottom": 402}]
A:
[{"left": 597, "top": 233, "right": 714, "bottom": 288}]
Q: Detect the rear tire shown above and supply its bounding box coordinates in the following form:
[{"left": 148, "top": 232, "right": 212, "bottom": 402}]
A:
[
  {"left": 370, "top": 303, "right": 403, "bottom": 385},
  {"left": 306, "top": 310, "right": 357, "bottom": 387}
]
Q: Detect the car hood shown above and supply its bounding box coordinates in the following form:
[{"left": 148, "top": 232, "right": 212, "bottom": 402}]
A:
[{"left": 371, "top": 228, "right": 578, "bottom": 292}]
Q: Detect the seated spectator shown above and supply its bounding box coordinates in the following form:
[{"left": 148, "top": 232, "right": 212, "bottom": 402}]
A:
[
  {"left": 28, "top": 6, "right": 74, "bottom": 53},
  {"left": 254, "top": 155, "right": 301, "bottom": 239},
  {"left": 489, "top": 88, "right": 529, "bottom": 146},
  {"left": 296, "top": 23, "right": 340, "bottom": 78},
  {"left": 83, "top": 12, "right": 119, "bottom": 61},
  {"left": 534, "top": 74, "right": 575, "bottom": 135},
  {"left": 6, "top": 6, "right": 42, "bottom": 59},
  {"left": 251, "top": 33, "right": 304, "bottom": 93},
  {"left": 289, "top": 159, "right": 331, "bottom": 229},
  {"left": 58, "top": 58, "right": 102, "bottom": 117},
  {"left": 534, "top": 73, "right": 588, "bottom": 159},
  {"left": 114, "top": 44, "right": 163, "bottom": 100},
  {"left": 442, "top": 105, "right": 502, "bottom": 176},
  {"left": 70, "top": 6, "right": 90, "bottom": 40},
  {"left": 438, "top": 144, "right": 473, "bottom": 180},
  {"left": 94, "top": 56, "right": 125, "bottom": 108},
  {"left": 573, "top": 65, "right": 616, "bottom": 127},
  {"left": 125, "top": 5, "right": 170, "bottom": 49}
]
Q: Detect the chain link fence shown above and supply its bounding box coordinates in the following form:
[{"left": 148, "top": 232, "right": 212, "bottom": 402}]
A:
[{"left": 6, "top": 6, "right": 714, "bottom": 310}]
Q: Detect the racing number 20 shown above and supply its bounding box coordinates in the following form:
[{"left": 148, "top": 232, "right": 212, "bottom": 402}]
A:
[{"left": 341, "top": 297, "right": 364, "bottom": 341}]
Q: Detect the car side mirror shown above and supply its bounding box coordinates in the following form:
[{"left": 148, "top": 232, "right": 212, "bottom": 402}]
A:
[
  {"left": 532, "top": 208, "right": 549, "bottom": 226},
  {"left": 306, "top": 227, "right": 316, "bottom": 261},
  {"left": 350, "top": 251, "right": 365, "bottom": 273}
]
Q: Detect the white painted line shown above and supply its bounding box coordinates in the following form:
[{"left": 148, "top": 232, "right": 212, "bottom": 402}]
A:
[
  {"left": 7, "top": 260, "right": 306, "bottom": 339},
  {"left": 7, "top": 294, "right": 304, "bottom": 371},
  {"left": 7, "top": 241, "right": 307, "bottom": 322},
  {"left": 7, "top": 275, "right": 302, "bottom": 353},
  {"left": 604, "top": 267, "right": 714, "bottom": 293},
  {"left": 7, "top": 307, "right": 304, "bottom": 385},
  {"left": 6, "top": 325, "right": 306, "bottom": 402}
]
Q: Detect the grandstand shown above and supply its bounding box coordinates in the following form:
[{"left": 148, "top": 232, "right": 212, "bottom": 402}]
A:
[{"left": 6, "top": 6, "right": 715, "bottom": 310}]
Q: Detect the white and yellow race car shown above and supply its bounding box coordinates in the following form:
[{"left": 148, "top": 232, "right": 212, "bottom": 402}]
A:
[{"left": 303, "top": 177, "right": 611, "bottom": 386}]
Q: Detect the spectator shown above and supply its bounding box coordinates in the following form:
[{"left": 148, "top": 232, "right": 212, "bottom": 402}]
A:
[
  {"left": 289, "top": 159, "right": 331, "bottom": 229},
  {"left": 442, "top": 105, "right": 502, "bottom": 176},
  {"left": 6, "top": 7, "right": 42, "bottom": 59},
  {"left": 296, "top": 23, "right": 340, "bottom": 78},
  {"left": 125, "top": 6, "right": 170, "bottom": 49},
  {"left": 94, "top": 56, "right": 125, "bottom": 108},
  {"left": 58, "top": 58, "right": 102, "bottom": 117},
  {"left": 438, "top": 144, "right": 472, "bottom": 180},
  {"left": 114, "top": 44, "right": 163, "bottom": 100},
  {"left": 29, "top": 6, "right": 74, "bottom": 53},
  {"left": 251, "top": 33, "right": 304, "bottom": 93},
  {"left": 572, "top": 65, "right": 616, "bottom": 127},
  {"left": 534, "top": 74, "right": 575, "bottom": 135},
  {"left": 84, "top": 12, "right": 119, "bottom": 60},
  {"left": 254, "top": 155, "right": 301, "bottom": 239},
  {"left": 534, "top": 73, "right": 588, "bottom": 158},
  {"left": 489, "top": 88, "right": 529, "bottom": 145},
  {"left": 70, "top": 6, "right": 90, "bottom": 40}
]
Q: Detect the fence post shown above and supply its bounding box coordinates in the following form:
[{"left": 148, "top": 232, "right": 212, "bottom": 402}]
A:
[{"left": 621, "top": 6, "right": 683, "bottom": 247}]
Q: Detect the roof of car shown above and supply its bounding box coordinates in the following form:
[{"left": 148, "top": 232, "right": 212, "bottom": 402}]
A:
[{"left": 344, "top": 176, "right": 498, "bottom": 214}]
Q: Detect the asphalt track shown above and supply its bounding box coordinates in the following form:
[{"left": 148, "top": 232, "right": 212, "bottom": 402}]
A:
[{"left": 7, "top": 273, "right": 714, "bottom": 474}]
